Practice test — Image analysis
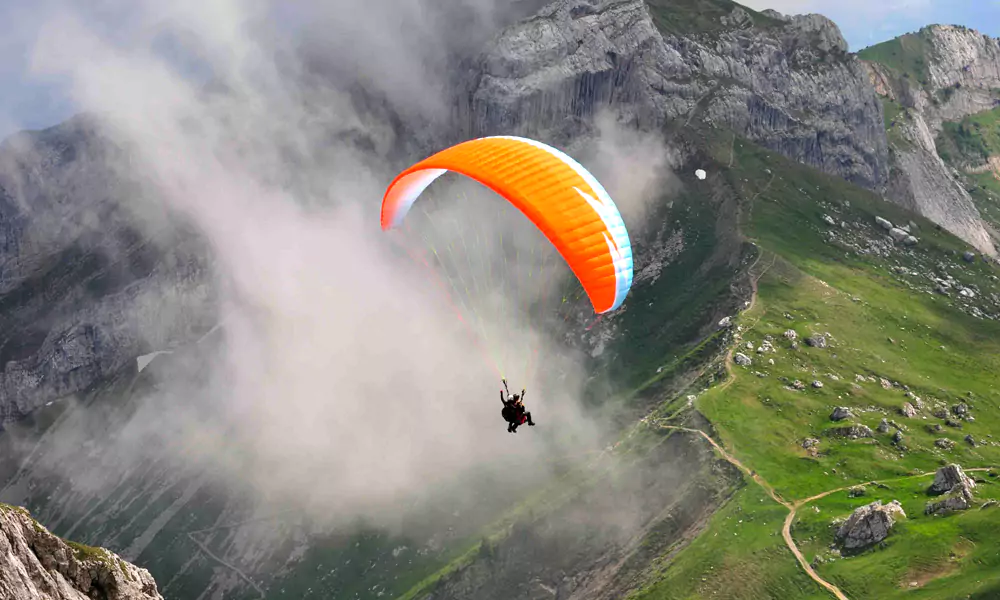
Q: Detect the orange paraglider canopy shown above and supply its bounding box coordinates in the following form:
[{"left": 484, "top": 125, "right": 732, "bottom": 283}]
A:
[{"left": 381, "top": 136, "right": 633, "bottom": 313}]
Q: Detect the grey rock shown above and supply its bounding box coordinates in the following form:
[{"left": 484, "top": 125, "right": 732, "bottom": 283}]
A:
[
  {"left": 889, "top": 227, "right": 909, "bottom": 242},
  {"left": 734, "top": 353, "right": 752, "bottom": 367},
  {"left": 864, "top": 26, "right": 1000, "bottom": 255},
  {"left": 802, "top": 437, "right": 820, "bottom": 449},
  {"left": 875, "top": 216, "right": 893, "bottom": 231},
  {"left": 892, "top": 430, "right": 904, "bottom": 444},
  {"left": 831, "top": 406, "right": 853, "bottom": 421},
  {"left": 953, "top": 403, "right": 969, "bottom": 415},
  {"left": 835, "top": 500, "right": 905, "bottom": 550},
  {"left": 925, "top": 490, "right": 973, "bottom": 514},
  {"left": 903, "top": 235, "right": 919, "bottom": 246},
  {"left": 935, "top": 438, "right": 956, "bottom": 450},
  {"left": 0, "top": 504, "right": 163, "bottom": 600},
  {"left": 900, "top": 402, "right": 918, "bottom": 418},
  {"left": 877, "top": 418, "right": 890, "bottom": 433},
  {"left": 828, "top": 424, "right": 873, "bottom": 439},
  {"left": 823, "top": 214, "right": 837, "bottom": 226},
  {"left": 812, "top": 380, "right": 824, "bottom": 389},
  {"left": 963, "top": 251, "right": 977, "bottom": 263},
  {"left": 0, "top": 117, "right": 217, "bottom": 425},
  {"left": 784, "top": 329, "right": 797, "bottom": 340},
  {"left": 805, "top": 334, "right": 827, "bottom": 348},
  {"left": 930, "top": 464, "right": 976, "bottom": 495},
  {"left": 460, "top": 0, "right": 888, "bottom": 190}
]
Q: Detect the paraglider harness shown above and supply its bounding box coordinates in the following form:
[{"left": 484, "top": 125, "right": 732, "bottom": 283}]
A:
[{"left": 501, "top": 379, "right": 535, "bottom": 433}]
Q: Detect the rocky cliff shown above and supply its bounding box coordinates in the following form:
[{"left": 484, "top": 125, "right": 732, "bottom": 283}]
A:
[
  {"left": 0, "top": 116, "right": 217, "bottom": 425},
  {"left": 860, "top": 25, "right": 1000, "bottom": 254},
  {"left": 452, "top": 0, "right": 888, "bottom": 192},
  {"left": 0, "top": 504, "right": 162, "bottom": 600}
]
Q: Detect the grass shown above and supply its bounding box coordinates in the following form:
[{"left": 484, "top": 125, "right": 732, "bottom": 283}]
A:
[
  {"left": 933, "top": 105, "right": 1000, "bottom": 237},
  {"left": 936, "top": 107, "right": 1000, "bottom": 166},
  {"left": 628, "top": 138, "right": 1000, "bottom": 599},
  {"left": 705, "top": 141, "right": 1000, "bottom": 495},
  {"left": 643, "top": 0, "right": 784, "bottom": 37},
  {"left": 628, "top": 485, "right": 826, "bottom": 600},
  {"left": 880, "top": 98, "right": 915, "bottom": 150},
  {"left": 793, "top": 476, "right": 1000, "bottom": 599},
  {"left": 857, "top": 30, "right": 934, "bottom": 87}
]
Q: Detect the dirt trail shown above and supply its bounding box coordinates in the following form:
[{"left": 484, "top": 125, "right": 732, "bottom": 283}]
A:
[
  {"left": 655, "top": 420, "right": 997, "bottom": 600},
  {"left": 654, "top": 423, "right": 848, "bottom": 599}
]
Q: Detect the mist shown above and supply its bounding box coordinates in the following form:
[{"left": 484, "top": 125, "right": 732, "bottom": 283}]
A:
[{"left": 5, "top": 0, "right": 673, "bottom": 535}]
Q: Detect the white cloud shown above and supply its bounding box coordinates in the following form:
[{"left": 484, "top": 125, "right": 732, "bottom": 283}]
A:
[{"left": 12, "top": 0, "right": 658, "bottom": 525}]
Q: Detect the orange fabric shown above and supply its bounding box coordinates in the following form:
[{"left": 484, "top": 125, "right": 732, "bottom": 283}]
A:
[{"left": 382, "top": 137, "right": 621, "bottom": 313}]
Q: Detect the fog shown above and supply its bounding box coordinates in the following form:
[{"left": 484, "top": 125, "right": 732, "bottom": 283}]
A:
[{"left": 6, "top": 0, "right": 673, "bottom": 535}]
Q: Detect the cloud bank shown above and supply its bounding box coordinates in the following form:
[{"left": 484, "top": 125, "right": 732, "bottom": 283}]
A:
[{"left": 11, "top": 0, "right": 668, "bottom": 524}]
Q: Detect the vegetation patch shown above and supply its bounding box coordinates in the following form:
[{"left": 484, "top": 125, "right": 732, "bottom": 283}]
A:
[
  {"left": 858, "top": 30, "right": 934, "bottom": 87},
  {"left": 643, "top": 0, "right": 784, "bottom": 37}
]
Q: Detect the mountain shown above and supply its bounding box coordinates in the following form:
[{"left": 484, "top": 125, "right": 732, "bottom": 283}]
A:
[
  {"left": 0, "top": 503, "right": 163, "bottom": 600},
  {"left": 0, "top": 114, "right": 217, "bottom": 425},
  {"left": 859, "top": 24, "right": 1000, "bottom": 255},
  {"left": 2, "top": 1, "right": 1000, "bottom": 599},
  {"left": 452, "top": 0, "right": 888, "bottom": 192}
]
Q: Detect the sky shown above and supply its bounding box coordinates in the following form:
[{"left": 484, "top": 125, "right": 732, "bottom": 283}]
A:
[{"left": 1, "top": 0, "right": 1000, "bottom": 138}]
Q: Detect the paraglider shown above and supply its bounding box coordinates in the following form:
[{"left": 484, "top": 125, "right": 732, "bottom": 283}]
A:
[
  {"left": 500, "top": 379, "right": 534, "bottom": 433},
  {"left": 381, "top": 135, "right": 635, "bottom": 432}
]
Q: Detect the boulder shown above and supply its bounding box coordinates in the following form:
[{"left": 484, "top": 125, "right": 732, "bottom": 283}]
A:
[
  {"left": 830, "top": 406, "right": 853, "bottom": 421},
  {"left": 805, "top": 334, "right": 827, "bottom": 348},
  {"left": 835, "top": 500, "right": 905, "bottom": 550},
  {"left": 889, "top": 227, "right": 909, "bottom": 243},
  {"left": 930, "top": 464, "right": 976, "bottom": 495}
]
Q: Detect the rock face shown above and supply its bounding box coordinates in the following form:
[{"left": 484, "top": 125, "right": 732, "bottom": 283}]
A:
[
  {"left": 835, "top": 500, "right": 905, "bottom": 550},
  {"left": 455, "top": 0, "right": 888, "bottom": 190},
  {"left": 863, "top": 25, "right": 1000, "bottom": 255},
  {"left": 0, "top": 116, "right": 217, "bottom": 425},
  {"left": 0, "top": 504, "right": 162, "bottom": 600}
]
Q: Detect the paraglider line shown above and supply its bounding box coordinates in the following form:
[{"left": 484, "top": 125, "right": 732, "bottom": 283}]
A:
[{"left": 393, "top": 231, "right": 502, "bottom": 379}]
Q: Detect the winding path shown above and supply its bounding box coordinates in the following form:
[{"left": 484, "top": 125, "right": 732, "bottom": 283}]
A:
[
  {"left": 653, "top": 423, "right": 849, "bottom": 600},
  {"left": 654, "top": 233, "right": 995, "bottom": 599}
]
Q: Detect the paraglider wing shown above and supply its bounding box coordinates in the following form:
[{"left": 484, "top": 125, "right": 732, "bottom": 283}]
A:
[{"left": 381, "top": 136, "right": 633, "bottom": 313}]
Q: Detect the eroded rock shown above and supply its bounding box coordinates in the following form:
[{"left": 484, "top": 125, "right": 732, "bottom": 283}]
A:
[{"left": 835, "top": 500, "right": 905, "bottom": 550}]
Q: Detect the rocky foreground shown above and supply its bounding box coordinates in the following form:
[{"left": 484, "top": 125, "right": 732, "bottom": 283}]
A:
[{"left": 0, "top": 504, "right": 162, "bottom": 600}]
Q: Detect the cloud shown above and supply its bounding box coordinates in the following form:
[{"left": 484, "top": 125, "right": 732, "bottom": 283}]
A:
[{"left": 18, "top": 0, "right": 626, "bottom": 523}]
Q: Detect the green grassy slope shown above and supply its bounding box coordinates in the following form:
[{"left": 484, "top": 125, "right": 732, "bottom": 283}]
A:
[
  {"left": 858, "top": 31, "right": 934, "bottom": 87},
  {"left": 630, "top": 137, "right": 1000, "bottom": 599},
  {"left": 643, "top": 0, "right": 784, "bottom": 37}
]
